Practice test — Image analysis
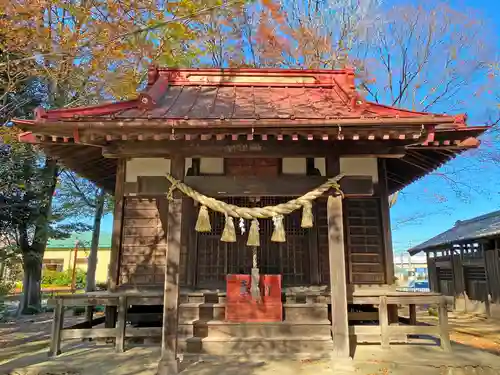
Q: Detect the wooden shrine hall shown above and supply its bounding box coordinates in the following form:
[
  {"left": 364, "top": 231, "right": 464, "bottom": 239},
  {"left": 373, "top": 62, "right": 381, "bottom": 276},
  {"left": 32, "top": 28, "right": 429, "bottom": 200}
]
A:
[{"left": 14, "top": 67, "right": 487, "bottom": 371}]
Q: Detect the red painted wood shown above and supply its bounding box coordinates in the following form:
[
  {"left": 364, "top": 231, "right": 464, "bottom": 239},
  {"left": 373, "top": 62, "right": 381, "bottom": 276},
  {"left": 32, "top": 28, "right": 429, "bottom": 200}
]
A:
[{"left": 226, "top": 274, "right": 282, "bottom": 322}]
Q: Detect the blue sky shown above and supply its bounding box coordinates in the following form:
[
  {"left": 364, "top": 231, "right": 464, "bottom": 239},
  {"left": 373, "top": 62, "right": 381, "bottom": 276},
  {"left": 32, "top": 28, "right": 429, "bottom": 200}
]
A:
[
  {"left": 389, "top": 0, "right": 500, "bottom": 253},
  {"left": 96, "top": 0, "right": 500, "bottom": 255}
]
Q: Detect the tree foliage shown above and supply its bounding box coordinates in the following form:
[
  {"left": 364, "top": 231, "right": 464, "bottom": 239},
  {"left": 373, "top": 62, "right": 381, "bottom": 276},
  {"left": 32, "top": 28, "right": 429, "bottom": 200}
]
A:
[
  {"left": 0, "top": 0, "right": 251, "bottom": 313},
  {"left": 0, "top": 0, "right": 248, "bottom": 104},
  {"left": 354, "top": 3, "right": 498, "bottom": 112},
  {"left": 55, "top": 171, "right": 113, "bottom": 220}
]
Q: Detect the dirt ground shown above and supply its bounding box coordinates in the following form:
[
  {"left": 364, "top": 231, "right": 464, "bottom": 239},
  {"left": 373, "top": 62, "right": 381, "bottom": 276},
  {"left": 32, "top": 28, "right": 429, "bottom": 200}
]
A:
[
  {"left": 418, "top": 311, "right": 500, "bottom": 356},
  {"left": 1, "top": 311, "right": 500, "bottom": 375}
]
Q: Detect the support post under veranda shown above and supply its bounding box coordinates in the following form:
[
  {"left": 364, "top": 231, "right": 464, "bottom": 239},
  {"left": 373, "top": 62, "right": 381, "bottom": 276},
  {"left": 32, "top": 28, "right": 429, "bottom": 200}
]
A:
[
  {"left": 327, "top": 195, "right": 350, "bottom": 358},
  {"left": 157, "top": 156, "right": 185, "bottom": 375}
]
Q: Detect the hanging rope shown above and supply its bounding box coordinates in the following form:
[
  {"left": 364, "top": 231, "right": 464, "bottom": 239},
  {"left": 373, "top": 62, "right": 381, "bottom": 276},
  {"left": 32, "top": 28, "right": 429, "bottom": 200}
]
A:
[{"left": 165, "top": 173, "right": 344, "bottom": 219}]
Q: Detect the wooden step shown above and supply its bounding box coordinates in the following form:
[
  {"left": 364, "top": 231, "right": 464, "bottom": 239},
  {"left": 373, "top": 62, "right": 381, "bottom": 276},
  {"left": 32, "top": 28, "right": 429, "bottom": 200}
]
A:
[
  {"left": 179, "top": 303, "right": 226, "bottom": 321},
  {"left": 178, "top": 336, "right": 334, "bottom": 355},
  {"left": 284, "top": 303, "right": 329, "bottom": 321},
  {"left": 179, "top": 292, "right": 226, "bottom": 304},
  {"left": 179, "top": 302, "right": 330, "bottom": 322},
  {"left": 178, "top": 320, "right": 331, "bottom": 339}
]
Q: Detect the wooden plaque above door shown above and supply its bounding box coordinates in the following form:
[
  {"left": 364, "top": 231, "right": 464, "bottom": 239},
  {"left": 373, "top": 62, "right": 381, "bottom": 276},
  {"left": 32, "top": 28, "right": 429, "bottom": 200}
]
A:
[{"left": 225, "top": 158, "right": 280, "bottom": 177}]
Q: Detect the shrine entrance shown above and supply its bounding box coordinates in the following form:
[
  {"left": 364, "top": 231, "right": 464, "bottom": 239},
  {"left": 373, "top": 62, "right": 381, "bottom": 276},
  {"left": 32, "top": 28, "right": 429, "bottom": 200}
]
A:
[
  {"left": 194, "top": 158, "right": 312, "bottom": 289},
  {"left": 195, "top": 197, "right": 310, "bottom": 288}
]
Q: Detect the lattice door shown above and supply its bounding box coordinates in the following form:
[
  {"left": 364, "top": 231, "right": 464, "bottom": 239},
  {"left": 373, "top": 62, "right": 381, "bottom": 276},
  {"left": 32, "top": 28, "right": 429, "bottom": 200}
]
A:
[{"left": 195, "top": 197, "right": 310, "bottom": 288}]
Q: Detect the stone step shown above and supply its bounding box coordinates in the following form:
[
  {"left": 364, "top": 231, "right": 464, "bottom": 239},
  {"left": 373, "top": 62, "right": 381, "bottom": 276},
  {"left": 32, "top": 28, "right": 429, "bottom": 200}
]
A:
[
  {"left": 178, "top": 336, "right": 334, "bottom": 355},
  {"left": 178, "top": 320, "right": 332, "bottom": 339}
]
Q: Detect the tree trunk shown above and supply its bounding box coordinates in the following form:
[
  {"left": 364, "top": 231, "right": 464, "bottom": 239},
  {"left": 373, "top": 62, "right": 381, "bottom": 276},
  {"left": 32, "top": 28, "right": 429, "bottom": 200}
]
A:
[
  {"left": 86, "top": 189, "right": 105, "bottom": 292},
  {"left": 21, "top": 255, "right": 43, "bottom": 314},
  {"left": 0, "top": 262, "right": 5, "bottom": 283},
  {"left": 85, "top": 189, "right": 105, "bottom": 325},
  {"left": 20, "top": 157, "right": 58, "bottom": 314}
]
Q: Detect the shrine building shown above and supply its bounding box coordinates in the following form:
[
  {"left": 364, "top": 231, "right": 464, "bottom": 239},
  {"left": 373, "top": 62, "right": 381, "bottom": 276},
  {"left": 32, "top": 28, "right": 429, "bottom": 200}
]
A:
[{"left": 14, "top": 67, "right": 487, "bottom": 370}]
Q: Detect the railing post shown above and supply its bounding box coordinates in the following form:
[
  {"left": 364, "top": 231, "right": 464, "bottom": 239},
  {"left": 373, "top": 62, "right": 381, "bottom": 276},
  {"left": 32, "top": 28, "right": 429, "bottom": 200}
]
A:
[
  {"left": 409, "top": 304, "right": 417, "bottom": 325},
  {"left": 115, "top": 295, "right": 127, "bottom": 353},
  {"left": 438, "top": 297, "right": 452, "bottom": 352},
  {"left": 49, "top": 298, "right": 64, "bottom": 357},
  {"left": 379, "top": 296, "right": 390, "bottom": 349}
]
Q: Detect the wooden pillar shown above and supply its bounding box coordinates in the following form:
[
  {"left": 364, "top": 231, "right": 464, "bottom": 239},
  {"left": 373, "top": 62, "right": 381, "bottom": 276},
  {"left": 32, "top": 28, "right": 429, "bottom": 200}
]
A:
[
  {"left": 327, "top": 195, "right": 350, "bottom": 358},
  {"left": 377, "top": 159, "right": 399, "bottom": 323},
  {"left": 427, "top": 252, "right": 439, "bottom": 293},
  {"left": 49, "top": 298, "right": 64, "bottom": 357},
  {"left": 106, "top": 159, "right": 125, "bottom": 331},
  {"left": 377, "top": 159, "right": 395, "bottom": 285},
  {"left": 451, "top": 250, "right": 466, "bottom": 311},
  {"left": 183, "top": 200, "right": 195, "bottom": 288},
  {"left": 485, "top": 245, "right": 500, "bottom": 306},
  {"left": 187, "top": 158, "right": 200, "bottom": 288},
  {"left": 158, "top": 156, "right": 185, "bottom": 375},
  {"left": 309, "top": 202, "right": 320, "bottom": 284},
  {"left": 108, "top": 158, "right": 126, "bottom": 291}
]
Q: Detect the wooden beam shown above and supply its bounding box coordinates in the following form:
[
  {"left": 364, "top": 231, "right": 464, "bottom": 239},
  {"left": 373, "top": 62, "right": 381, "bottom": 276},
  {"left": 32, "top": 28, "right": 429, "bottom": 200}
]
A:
[
  {"left": 61, "top": 328, "right": 117, "bottom": 340},
  {"left": 327, "top": 195, "right": 350, "bottom": 358},
  {"left": 158, "top": 156, "right": 185, "bottom": 375},
  {"left": 108, "top": 159, "right": 126, "bottom": 291},
  {"left": 102, "top": 140, "right": 408, "bottom": 159},
  {"left": 181, "top": 175, "right": 373, "bottom": 198}
]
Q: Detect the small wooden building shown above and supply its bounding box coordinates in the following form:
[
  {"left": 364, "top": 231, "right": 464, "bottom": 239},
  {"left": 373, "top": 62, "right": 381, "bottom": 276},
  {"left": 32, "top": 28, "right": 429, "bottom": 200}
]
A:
[
  {"left": 14, "top": 67, "right": 487, "bottom": 369},
  {"left": 409, "top": 211, "right": 500, "bottom": 318}
]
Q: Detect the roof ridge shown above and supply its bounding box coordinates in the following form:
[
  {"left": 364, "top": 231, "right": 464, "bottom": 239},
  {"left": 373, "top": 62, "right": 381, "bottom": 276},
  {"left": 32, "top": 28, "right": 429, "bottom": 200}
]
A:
[
  {"left": 154, "top": 67, "right": 356, "bottom": 74},
  {"left": 457, "top": 209, "right": 500, "bottom": 225}
]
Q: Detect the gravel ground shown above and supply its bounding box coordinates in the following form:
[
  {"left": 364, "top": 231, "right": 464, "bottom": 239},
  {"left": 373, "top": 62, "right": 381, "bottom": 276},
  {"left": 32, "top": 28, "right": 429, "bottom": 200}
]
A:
[{"left": 1, "top": 311, "right": 500, "bottom": 375}]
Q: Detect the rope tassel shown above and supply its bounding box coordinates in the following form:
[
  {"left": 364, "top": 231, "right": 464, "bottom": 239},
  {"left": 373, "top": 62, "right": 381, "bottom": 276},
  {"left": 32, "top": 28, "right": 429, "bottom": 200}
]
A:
[
  {"left": 301, "top": 201, "right": 313, "bottom": 228},
  {"left": 221, "top": 215, "right": 237, "bottom": 242},
  {"left": 195, "top": 205, "right": 211, "bottom": 232},
  {"left": 271, "top": 215, "right": 286, "bottom": 242},
  {"left": 246, "top": 219, "right": 260, "bottom": 247}
]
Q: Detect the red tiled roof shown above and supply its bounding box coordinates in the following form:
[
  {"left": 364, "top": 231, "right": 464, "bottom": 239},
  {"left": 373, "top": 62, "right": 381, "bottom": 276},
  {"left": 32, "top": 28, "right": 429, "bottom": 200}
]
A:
[
  {"left": 32, "top": 67, "right": 466, "bottom": 126},
  {"left": 12, "top": 67, "right": 487, "bottom": 193}
]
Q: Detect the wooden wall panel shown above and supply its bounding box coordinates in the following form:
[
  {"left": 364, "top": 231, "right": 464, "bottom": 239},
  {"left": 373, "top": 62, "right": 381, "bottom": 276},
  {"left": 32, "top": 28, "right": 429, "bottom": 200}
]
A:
[
  {"left": 437, "top": 267, "right": 453, "bottom": 295},
  {"left": 118, "top": 197, "right": 188, "bottom": 287},
  {"left": 318, "top": 197, "right": 385, "bottom": 285},
  {"left": 343, "top": 198, "right": 385, "bottom": 284},
  {"left": 464, "top": 266, "right": 488, "bottom": 302}
]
